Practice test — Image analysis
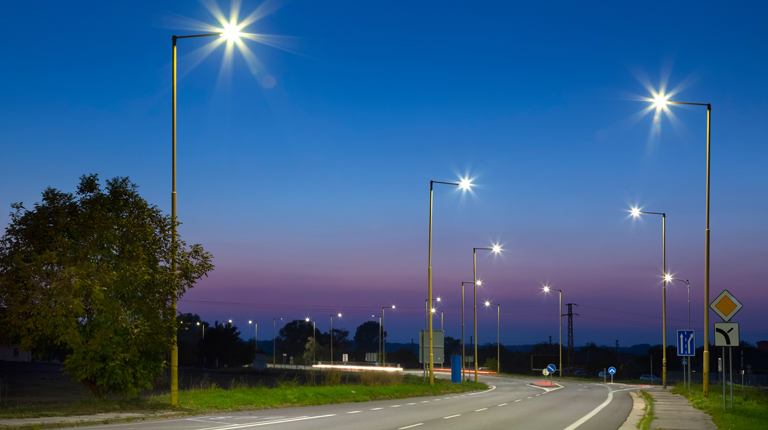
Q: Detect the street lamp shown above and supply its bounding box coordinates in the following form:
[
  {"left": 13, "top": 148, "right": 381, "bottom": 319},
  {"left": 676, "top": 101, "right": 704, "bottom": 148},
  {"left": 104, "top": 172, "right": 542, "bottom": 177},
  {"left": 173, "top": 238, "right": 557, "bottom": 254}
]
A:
[
  {"left": 648, "top": 95, "right": 712, "bottom": 397},
  {"left": 273, "top": 317, "right": 282, "bottom": 366},
  {"left": 668, "top": 276, "right": 692, "bottom": 389},
  {"left": 484, "top": 301, "right": 501, "bottom": 374},
  {"left": 305, "top": 318, "right": 316, "bottom": 364},
  {"left": 473, "top": 245, "right": 502, "bottom": 381},
  {"left": 543, "top": 286, "right": 563, "bottom": 378},
  {"left": 330, "top": 313, "right": 341, "bottom": 365},
  {"left": 427, "top": 178, "right": 472, "bottom": 385},
  {"left": 382, "top": 306, "right": 395, "bottom": 366},
  {"left": 196, "top": 321, "right": 204, "bottom": 339},
  {"left": 461, "top": 281, "right": 475, "bottom": 380},
  {"left": 169, "top": 25, "right": 245, "bottom": 406},
  {"left": 248, "top": 320, "right": 257, "bottom": 355},
  {"left": 630, "top": 207, "right": 669, "bottom": 388}
]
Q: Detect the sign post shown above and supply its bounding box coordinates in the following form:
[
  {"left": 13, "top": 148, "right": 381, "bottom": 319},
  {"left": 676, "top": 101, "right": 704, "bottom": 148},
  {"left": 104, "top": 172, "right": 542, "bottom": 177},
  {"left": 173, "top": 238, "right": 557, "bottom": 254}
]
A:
[
  {"left": 677, "top": 330, "right": 694, "bottom": 390},
  {"left": 608, "top": 366, "right": 616, "bottom": 384},
  {"left": 711, "top": 289, "right": 742, "bottom": 411}
]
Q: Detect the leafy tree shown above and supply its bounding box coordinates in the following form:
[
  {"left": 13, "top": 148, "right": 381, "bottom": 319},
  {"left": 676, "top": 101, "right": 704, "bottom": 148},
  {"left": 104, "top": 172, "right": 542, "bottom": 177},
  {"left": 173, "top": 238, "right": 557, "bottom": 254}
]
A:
[
  {"left": 353, "top": 321, "right": 384, "bottom": 352},
  {"left": 0, "top": 175, "right": 213, "bottom": 397},
  {"left": 277, "top": 320, "right": 319, "bottom": 360}
]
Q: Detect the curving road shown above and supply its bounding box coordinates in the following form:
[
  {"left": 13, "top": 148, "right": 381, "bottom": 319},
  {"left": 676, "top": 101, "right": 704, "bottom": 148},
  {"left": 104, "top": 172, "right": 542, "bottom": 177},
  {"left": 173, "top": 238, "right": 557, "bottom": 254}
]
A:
[{"left": 86, "top": 374, "right": 638, "bottom": 430}]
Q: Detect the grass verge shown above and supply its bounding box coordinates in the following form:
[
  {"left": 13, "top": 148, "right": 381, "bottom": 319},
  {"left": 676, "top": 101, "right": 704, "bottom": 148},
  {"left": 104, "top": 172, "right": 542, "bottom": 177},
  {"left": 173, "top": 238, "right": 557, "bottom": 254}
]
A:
[
  {"left": 637, "top": 390, "right": 654, "bottom": 430},
  {"left": 0, "top": 375, "right": 486, "bottom": 423},
  {"left": 671, "top": 383, "right": 768, "bottom": 430}
]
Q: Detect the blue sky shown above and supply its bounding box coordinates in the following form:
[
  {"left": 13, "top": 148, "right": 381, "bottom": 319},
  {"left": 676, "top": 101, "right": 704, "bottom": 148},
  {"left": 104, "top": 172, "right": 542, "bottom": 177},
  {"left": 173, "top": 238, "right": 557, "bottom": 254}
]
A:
[{"left": 1, "top": 0, "right": 767, "bottom": 347}]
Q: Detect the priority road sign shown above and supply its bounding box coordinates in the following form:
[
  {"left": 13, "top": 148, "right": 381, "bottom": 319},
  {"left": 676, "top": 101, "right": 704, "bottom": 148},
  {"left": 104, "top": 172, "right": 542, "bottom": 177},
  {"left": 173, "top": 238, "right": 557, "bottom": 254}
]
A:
[
  {"left": 677, "top": 330, "right": 695, "bottom": 356},
  {"left": 547, "top": 364, "right": 557, "bottom": 373},
  {"left": 710, "top": 290, "right": 743, "bottom": 322},
  {"left": 714, "top": 322, "right": 740, "bottom": 347},
  {"left": 608, "top": 367, "right": 616, "bottom": 375}
]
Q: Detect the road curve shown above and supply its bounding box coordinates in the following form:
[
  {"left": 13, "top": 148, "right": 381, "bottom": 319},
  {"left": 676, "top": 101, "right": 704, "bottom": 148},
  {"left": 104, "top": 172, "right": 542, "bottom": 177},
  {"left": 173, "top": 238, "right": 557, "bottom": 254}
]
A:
[{"left": 86, "top": 374, "right": 637, "bottom": 430}]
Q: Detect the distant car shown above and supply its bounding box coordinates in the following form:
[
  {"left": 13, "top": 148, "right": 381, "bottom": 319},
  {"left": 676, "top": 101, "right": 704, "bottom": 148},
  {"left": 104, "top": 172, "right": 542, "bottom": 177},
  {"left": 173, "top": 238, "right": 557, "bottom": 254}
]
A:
[
  {"left": 598, "top": 371, "right": 605, "bottom": 378},
  {"left": 639, "top": 374, "right": 661, "bottom": 383},
  {"left": 573, "top": 371, "right": 587, "bottom": 377}
]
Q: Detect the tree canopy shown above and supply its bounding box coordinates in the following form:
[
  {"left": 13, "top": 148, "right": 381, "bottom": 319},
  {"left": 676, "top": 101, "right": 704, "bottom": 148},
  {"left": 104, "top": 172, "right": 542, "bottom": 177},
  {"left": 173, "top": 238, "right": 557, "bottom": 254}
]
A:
[
  {"left": 0, "top": 175, "right": 213, "bottom": 397},
  {"left": 353, "top": 321, "right": 384, "bottom": 352}
]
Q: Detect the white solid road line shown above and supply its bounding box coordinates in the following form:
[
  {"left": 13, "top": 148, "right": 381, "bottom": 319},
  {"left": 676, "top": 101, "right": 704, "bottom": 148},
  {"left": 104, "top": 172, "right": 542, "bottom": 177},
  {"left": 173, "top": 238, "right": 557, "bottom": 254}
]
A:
[
  {"left": 398, "top": 424, "right": 423, "bottom": 429},
  {"left": 193, "top": 414, "right": 337, "bottom": 430},
  {"left": 443, "top": 415, "right": 461, "bottom": 419},
  {"left": 563, "top": 386, "right": 614, "bottom": 430}
]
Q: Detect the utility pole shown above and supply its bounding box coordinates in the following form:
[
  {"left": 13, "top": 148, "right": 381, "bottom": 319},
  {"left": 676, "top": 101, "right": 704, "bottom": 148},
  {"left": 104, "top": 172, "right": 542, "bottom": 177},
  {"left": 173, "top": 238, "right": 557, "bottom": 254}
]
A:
[
  {"left": 616, "top": 340, "right": 620, "bottom": 364},
  {"left": 549, "top": 336, "right": 552, "bottom": 355},
  {"left": 566, "top": 303, "right": 578, "bottom": 376}
]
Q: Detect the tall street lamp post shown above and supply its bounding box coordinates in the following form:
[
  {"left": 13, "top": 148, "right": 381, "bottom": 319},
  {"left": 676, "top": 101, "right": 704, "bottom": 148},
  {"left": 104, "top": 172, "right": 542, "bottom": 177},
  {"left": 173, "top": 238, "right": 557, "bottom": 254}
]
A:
[
  {"left": 196, "top": 321, "right": 204, "bottom": 339},
  {"left": 473, "top": 245, "right": 502, "bottom": 382},
  {"left": 330, "top": 313, "right": 341, "bottom": 365},
  {"left": 484, "top": 301, "right": 501, "bottom": 374},
  {"left": 461, "top": 282, "right": 475, "bottom": 381},
  {"left": 651, "top": 95, "right": 712, "bottom": 397},
  {"left": 305, "top": 318, "right": 316, "bottom": 363},
  {"left": 668, "top": 276, "right": 692, "bottom": 389},
  {"left": 631, "top": 207, "right": 669, "bottom": 388},
  {"left": 249, "top": 320, "right": 257, "bottom": 354},
  {"left": 382, "top": 306, "right": 395, "bottom": 365},
  {"left": 170, "top": 26, "right": 242, "bottom": 405},
  {"left": 273, "top": 317, "right": 282, "bottom": 365},
  {"left": 543, "top": 286, "right": 563, "bottom": 378},
  {"left": 428, "top": 179, "right": 472, "bottom": 385}
]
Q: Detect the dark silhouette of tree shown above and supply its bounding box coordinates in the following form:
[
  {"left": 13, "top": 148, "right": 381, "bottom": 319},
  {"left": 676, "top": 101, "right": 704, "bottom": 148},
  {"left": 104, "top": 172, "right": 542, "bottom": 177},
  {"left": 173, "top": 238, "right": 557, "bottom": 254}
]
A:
[
  {"left": 354, "top": 321, "right": 384, "bottom": 352},
  {"left": 199, "top": 321, "right": 252, "bottom": 367},
  {"left": 277, "top": 320, "right": 321, "bottom": 361}
]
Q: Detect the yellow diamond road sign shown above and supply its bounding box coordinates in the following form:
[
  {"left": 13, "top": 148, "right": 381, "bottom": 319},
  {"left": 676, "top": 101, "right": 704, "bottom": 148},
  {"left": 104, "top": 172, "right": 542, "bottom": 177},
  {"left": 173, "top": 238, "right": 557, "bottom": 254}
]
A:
[{"left": 710, "top": 289, "right": 742, "bottom": 322}]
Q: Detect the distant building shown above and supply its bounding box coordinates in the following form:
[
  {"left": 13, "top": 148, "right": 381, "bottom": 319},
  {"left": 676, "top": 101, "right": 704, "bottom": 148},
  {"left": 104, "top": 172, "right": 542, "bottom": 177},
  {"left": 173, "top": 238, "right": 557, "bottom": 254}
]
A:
[
  {"left": 757, "top": 341, "right": 768, "bottom": 352},
  {"left": 0, "top": 339, "right": 32, "bottom": 362}
]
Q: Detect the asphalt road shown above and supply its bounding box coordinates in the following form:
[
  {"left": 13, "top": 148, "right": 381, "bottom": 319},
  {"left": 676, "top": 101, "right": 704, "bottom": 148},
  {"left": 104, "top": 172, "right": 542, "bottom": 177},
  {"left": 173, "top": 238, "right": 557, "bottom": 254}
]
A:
[{"left": 86, "top": 374, "right": 638, "bottom": 430}]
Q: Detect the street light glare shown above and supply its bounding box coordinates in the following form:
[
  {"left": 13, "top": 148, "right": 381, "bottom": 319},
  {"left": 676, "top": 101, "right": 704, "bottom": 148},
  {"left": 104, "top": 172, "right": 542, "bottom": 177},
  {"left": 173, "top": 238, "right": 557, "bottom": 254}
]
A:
[
  {"left": 220, "top": 23, "right": 242, "bottom": 42},
  {"left": 391, "top": 305, "right": 396, "bottom": 309},
  {"left": 653, "top": 94, "right": 669, "bottom": 108},
  {"left": 338, "top": 313, "right": 342, "bottom": 317},
  {"left": 492, "top": 244, "right": 502, "bottom": 253},
  {"left": 228, "top": 319, "right": 232, "bottom": 323},
  {"left": 630, "top": 207, "right": 641, "bottom": 217},
  {"left": 248, "top": 320, "right": 252, "bottom": 324},
  {"left": 436, "top": 297, "right": 441, "bottom": 302},
  {"left": 485, "top": 301, "right": 490, "bottom": 307},
  {"left": 458, "top": 178, "right": 473, "bottom": 190},
  {"left": 305, "top": 317, "right": 310, "bottom": 322},
  {"left": 431, "top": 308, "right": 436, "bottom": 313},
  {"left": 543, "top": 286, "right": 550, "bottom": 292},
  {"left": 664, "top": 274, "right": 673, "bottom": 282}
]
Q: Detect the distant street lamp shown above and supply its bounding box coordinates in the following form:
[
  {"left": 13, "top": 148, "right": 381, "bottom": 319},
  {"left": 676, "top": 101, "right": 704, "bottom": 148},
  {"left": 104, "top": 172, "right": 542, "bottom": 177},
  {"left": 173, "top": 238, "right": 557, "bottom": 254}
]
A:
[
  {"left": 330, "top": 313, "right": 341, "bottom": 365},
  {"left": 473, "top": 245, "right": 502, "bottom": 382},
  {"left": 196, "top": 321, "right": 204, "bottom": 339},
  {"left": 543, "top": 286, "right": 562, "bottom": 377},
  {"left": 273, "top": 317, "right": 282, "bottom": 365},
  {"left": 427, "top": 178, "right": 472, "bottom": 385},
  {"left": 305, "top": 317, "right": 316, "bottom": 363},
  {"left": 249, "top": 320, "right": 257, "bottom": 354},
  {"left": 668, "top": 276, "right": 692, "bottom": 389},
  {"left": 648, "top": 94, "right": 712, "bottom": 397},
  {"left": 169, "top": 25, "right": 244, "bottom": 406},
  {"left": 630, "top": 207, "right": 669, "bottom": 388},
  {"left": 484, "top": 301, "right": 501, "bottom": 374},
  {"left": 382, "top": 306, "right": 395, "bottom": 366}
]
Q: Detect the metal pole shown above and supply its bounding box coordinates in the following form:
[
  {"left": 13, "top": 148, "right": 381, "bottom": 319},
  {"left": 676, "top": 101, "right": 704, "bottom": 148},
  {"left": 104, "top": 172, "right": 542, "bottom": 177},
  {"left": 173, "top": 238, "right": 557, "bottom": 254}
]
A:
[
  {"left": 428, "top": 182, "right": 434, "bottom": 386},
  {"left": 722, "top": 348, "right": 725, "bottom": 410},
  {"left": 170, "top": 35, "right": 179, "bottom": 406},
  {"left": 383, "top": 308, "right": 386, "bottom": 366},
  {"left": 688, "top": 280, "right": 691, "bottom": 390},
  {"left": 330, "top": 315, "right": 333, "bottom": 366},
  {"left": 559, "top": 291, "right": 562, "bottom": 378},
  {"left": 662, "top": 214, "right": 667, "bottom": 389},
  {"left": 729, "top": 347, "right": 733, "bottom": 409},
  {"left": 473, "top": 249, "right": 478, "bottom": 382},
  {"left": 462, "top": 283, "right": 465, "bottom": 381},
  {"left": 703, "top": 104, "right": 712, "bottom": 398},
  {"left": 497, "top": 304, "right": 500, "bottom": 374}
]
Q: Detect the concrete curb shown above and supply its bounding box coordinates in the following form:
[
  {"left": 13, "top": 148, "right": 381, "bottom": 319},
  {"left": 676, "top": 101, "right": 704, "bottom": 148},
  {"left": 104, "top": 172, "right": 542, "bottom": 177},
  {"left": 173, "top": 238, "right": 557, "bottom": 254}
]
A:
[
  {"left": 0, "top": 411, "right": 181, "bottom": 429},
  {"left": 619, "top": 390, "right": 645, "bottom": 430}
]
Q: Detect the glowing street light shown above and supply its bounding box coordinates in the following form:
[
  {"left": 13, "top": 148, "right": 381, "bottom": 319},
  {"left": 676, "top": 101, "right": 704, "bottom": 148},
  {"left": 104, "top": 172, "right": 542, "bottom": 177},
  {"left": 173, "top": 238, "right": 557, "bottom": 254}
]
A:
[
  {"left": 304, "top": 318, "right": 316, "bottom": 363},
  {"left": 645, "top": 92, "right": 712, "bottom": 397},
  {"left": 248, "top": 320, "right": 257, "bottom": 354},
  {"left": 542, "top": 286, "right": 563, "bottom": 377},
  {"left": 472, "top": 244, "right": 502, "bottom": 382},
  {"left": 484, "top": 301, "right": 501, "bottom": 374},
  {"left": 382, "top": 305, "right": 395, "bottom": 366},
  {"left": 196, "top": 321, "right": 204, "bottom": 339},
  {"left": 330, "top": 313, "right": 342, "bottom": 365},
  {"left": 629, "top": 206, "right": 669, "bottom": 388},
  {"left": 427, "top": 177, "right": 472, "bottom": 385}
]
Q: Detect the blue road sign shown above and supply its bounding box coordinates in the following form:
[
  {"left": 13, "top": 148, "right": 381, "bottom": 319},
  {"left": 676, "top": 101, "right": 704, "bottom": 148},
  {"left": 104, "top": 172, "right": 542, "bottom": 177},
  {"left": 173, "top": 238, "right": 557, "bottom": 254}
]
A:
[
  {"left": 682, "top": 359, "right": 687, "bottom": 366},
  {"left": 677, "top": 330, "right": 695, "bottom": 356},
  {"left": 608, "top": 367, "right": 616, "bottom": 375},
  {"left": 546, "top": 364, "right": 556, "bottom": 373}
]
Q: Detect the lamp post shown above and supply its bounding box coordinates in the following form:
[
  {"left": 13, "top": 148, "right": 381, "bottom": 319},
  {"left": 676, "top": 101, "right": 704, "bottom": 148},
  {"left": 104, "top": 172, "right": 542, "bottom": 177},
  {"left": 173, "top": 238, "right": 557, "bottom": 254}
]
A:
[
  {"left": 428, "top": 178, "right": 472, "bottom": 385},
  {"left": 669, "top": 277, "right": 692, "bottom": 389},
  {"left": 382, "top": 306, "right": 395, "bottom": 366},
  {"left": 170, "top": 26, "right": 243, "bottom": 406},
  {"left": 305, "top": 318, "right": 316, "bottom": 364},
  {"left": 484, "top": 301, "right": 500, "bottom": 374},
  {"left": 473, "top": 245, "right": 502, "bottom": 382},
  {"left": 543, "top": 286, "right": 562, "bottom": 378},
  {"left": 650, "top": 95, "right": 712, "bottom": 397},
  {"left": 461, "top": 282, "right": 476, "bottom": 380},
  {"left": 196, "top": 321, "right": 204, "bottom": 339},
  {"left": 630, "top": 207, "right": 669, "bottom": 388},
  {"left": 330, "top": 313, "right": 341, "bottom": 365},
  {"left": 273, "top": 317, "right": 282, "bottom": 365},
  {"left": 249, "top": 320, "right": 257, "bottom": 354}
]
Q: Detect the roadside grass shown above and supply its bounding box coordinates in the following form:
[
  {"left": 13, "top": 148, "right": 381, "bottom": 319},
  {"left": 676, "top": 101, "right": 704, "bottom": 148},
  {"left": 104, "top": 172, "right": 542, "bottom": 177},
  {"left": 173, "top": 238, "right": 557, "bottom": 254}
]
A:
[
  {"left": 637, "top": 390, "right": 654, "bottom": 430},
  {"left": 672, "top": 382, "right": 768, "bottom": 430},
  {"left": 0, "top": 374, "right": 486, "bottom": 420}
]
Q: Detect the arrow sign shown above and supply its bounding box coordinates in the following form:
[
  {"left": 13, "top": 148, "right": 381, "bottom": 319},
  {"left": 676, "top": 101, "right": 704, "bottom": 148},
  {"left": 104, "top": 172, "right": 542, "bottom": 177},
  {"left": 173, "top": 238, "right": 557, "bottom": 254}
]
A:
[
  {"left": 546, "top": 364, "right": 557, "bottom": 373},
  {"left": 714, "top": 322, "right": 739, "bottom": 347},
  {"left": 677, "top": 330, "right": 695, "bottom": 356},
  {"left": 608, "top": 367, "right": 616, "bottom": 375}
]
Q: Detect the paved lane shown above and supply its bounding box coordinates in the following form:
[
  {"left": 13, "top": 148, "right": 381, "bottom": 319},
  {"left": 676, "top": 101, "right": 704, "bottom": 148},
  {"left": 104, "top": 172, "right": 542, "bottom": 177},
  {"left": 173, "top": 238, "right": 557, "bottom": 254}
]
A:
[{"left": 85, "top": 375, "right": 637, "bottom": 430}]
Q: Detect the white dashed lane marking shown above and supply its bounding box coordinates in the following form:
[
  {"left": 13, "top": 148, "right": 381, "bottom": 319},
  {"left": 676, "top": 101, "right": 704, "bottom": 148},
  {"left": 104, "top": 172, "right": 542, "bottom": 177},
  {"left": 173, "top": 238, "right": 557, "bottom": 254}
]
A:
[
  {"left": 399, "top": 424, "right": 423, "bottom": 429},
  {"left": 443, "top": 415, "right": 461, "bottom": 419}
]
